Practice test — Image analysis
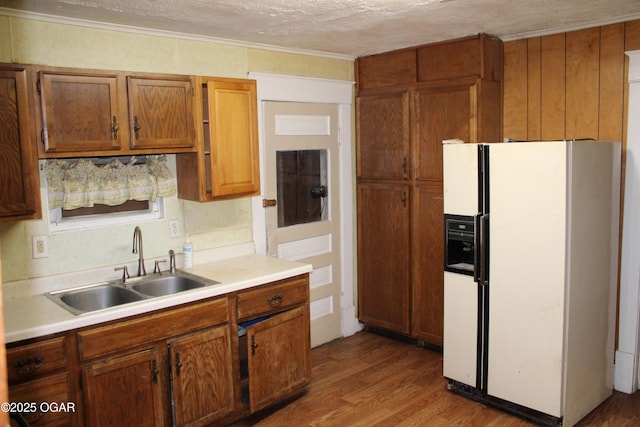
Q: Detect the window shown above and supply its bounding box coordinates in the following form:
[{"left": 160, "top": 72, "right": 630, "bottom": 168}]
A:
[
  {"left": 276, "top": 149, "right": 328, "bottom": 227},
  {"left": 49, "top": 198, "right": 165, "bottom": 233},
  {"left": 43, "top": 156, "right": 173, "bottom": 232}
]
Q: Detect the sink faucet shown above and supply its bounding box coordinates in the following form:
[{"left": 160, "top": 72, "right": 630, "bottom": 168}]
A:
[
  {"left": 169, "top": 250, "right": 176, "bottom": 274},
  {"left": 132, "top": 226, "right": 146, "bottom": 276}
]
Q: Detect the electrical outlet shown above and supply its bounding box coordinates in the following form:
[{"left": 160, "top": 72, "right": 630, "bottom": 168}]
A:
[
  {"left": 32, "top": 235, "right": 48, "bottom": 259},
  {"left": 169, "top": 220, "right": 181, "bottom": 238}
]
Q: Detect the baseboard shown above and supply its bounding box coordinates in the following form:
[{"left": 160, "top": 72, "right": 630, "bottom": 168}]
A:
[{"left": 614, "top": 350, "right": 639, "bottom": 393}]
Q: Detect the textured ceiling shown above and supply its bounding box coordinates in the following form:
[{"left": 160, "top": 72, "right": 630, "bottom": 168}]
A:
[{"left": 2, "top": 0, "right": 640, "bottom": 58}]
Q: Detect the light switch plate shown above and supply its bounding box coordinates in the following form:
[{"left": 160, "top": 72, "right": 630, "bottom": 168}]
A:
[{"left": 32, "top": 235, "right": 48, "bottom": 258}]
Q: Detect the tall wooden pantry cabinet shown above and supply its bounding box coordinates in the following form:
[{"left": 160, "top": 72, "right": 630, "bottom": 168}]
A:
[{"left": 356, "top": 34, "right": 503, "bottom": 346}]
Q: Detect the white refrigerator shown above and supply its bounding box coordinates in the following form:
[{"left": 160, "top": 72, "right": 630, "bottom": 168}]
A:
[{"left": 442, "top": 140, "right": 620, "bottom": 426}]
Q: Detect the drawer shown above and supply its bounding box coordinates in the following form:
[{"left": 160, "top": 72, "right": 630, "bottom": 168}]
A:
[
  {"left": 9, "top": 373, "right": 71, "bottom": 427},
  {"left": 6, "top": 337, "right": 67, "bottom": 383},
  {"left": 78, "top": 297, "right": 228, "bottom": 360},
  {"left": 237, "top": 275, "right": 309, "bottom": 320}
]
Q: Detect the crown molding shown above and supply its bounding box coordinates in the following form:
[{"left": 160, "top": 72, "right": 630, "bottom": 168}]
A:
[
  {"left": 501, "top": 13, "right": 640, "bottom": 42},
  {"left": 0, "top": 7, "right": 356, "bottom": 61}
]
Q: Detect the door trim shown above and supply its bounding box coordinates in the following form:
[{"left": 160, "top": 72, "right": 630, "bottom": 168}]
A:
[{"left": 248, "top": 72, "right": 361, "bottom": 339}]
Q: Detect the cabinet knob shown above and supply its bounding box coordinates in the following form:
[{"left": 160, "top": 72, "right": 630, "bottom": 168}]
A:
[{"left": 267, "top": 294, "right": 283, "bottom": 306}]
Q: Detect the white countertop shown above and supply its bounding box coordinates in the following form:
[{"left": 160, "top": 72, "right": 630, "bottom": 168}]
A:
[{"left": 3, "top": 253, "right": 311, "bottom": 344}]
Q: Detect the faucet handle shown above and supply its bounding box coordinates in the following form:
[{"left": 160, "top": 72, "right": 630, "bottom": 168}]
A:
[
  {"left": 154, "top": 259, "right": 167, "bottom": 275},
  {"left": 114, "top": 265, "right": 130, "bottom": 283}
]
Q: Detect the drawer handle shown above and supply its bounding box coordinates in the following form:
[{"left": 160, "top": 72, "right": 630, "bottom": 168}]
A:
[
  {"left": 14, "top": 356, "right": 44, "bottom": 375},
  {"left": 267, "top": 294, "right": 283, "bottom": 306}
]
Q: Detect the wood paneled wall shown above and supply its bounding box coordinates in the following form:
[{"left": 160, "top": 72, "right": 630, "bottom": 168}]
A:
[{"left": 503, "top": 20, "right": 640, "bottom": 143}]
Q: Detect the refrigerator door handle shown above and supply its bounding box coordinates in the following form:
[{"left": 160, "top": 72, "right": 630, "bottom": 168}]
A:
[
  {"left": 479, "top": 213, "right": 489, "bottom": 286},
  {"left": 474, "top": 213, "right": 482, "bottom": 284}
]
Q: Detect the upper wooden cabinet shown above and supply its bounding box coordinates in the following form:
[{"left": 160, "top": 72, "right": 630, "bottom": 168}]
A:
[
  {"left": 416, "top": 34, "right": 503, "bottom": 83},
  {"left": 356, "top": 89, "right": 410, "bottom": 180},
  {"left": 176, "top": 77, "right": 260, "bottom": 201},
  {"left": 35, "top": 67, "right": 197, "bottom": 157},
  {"left": 39, "top": 71, "right": 123, "bottom": 154},
  {"left": 127, "top": 76, "right": 196, "bottom": 150},
  {"left": 356, "top": 49, "right": 417, "bottom": 90},
  {"left": 412, "top": 79, "right": 502, "bottom": 181},
  {"left": 356, "top": 34, "right": 503, "bottom": 91},
  {"left": 0, "top": 65, "right": 41, "bottom": 222}
]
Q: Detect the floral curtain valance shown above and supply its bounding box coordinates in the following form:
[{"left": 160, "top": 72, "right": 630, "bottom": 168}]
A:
[{"left": 45, "top": 156, "right": 176, "bottom": 210}]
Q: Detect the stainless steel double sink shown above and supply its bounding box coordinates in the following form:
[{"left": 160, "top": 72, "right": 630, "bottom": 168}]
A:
[{"left": 47, "top": 271, "right": 220, "bottom": 315}]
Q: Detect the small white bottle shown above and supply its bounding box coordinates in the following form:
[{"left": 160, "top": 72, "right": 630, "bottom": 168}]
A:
[{"left": 183, "top": 234, "right": 193, "bottom": 269}]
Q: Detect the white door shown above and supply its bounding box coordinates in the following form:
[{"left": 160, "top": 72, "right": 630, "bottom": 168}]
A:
[{"left": 263, "top": 101, "right": 342, "bottom": 347}]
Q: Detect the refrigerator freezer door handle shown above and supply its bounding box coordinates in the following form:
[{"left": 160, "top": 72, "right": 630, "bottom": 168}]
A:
[{"left": 474, "top": 213, "right": 482, "bottom": 284}]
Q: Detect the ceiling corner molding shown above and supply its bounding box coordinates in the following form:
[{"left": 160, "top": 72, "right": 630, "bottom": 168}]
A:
[
  {"left": 500, "top": 13, "right": 640, "bottom": 42},
  {"left": 0, "top": 6, "right": 356, "bottom": 62}
]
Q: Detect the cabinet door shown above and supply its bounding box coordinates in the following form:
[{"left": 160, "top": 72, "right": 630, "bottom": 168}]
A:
[
  {"left": 356, "top": 90, "right": 410, "bottom": 180},
  {"left": 127, "top": 76, "right": 196, "bottom": 149},
  {"left": 206, "top": 80, "right": 260, "bottom": 198},
  {"left": 411, "top": 181, "right": 444, "bottom": 346},
  {"left": 412, "top": 80, "right": 502, "bottom": 181},
  {"left": 247, "top": 306, "right": 311, "bottom": 413},
  {"left": 168, "top": 326, "right": 234, "bottom": 427},
  {"left": 39, "top": 72, "right": 122, "bottom": 153},
  {"left": 357, "top": 182, "right": 410, "bottom": 334},
  {"left": 9, "top": 373, "right": 71, "bottom": 427},
  {"left": 82, "top": 347, "right": 166, "bottom": 427},
  {"left": 0, "top": 67, "right": 40, "bottom": 221},
  {"left": 412, "top": 83, "right": 475, "bottom": 181}
]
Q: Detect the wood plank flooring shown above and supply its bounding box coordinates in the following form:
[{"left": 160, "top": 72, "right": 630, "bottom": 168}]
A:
[{"left": 231, "top": 331, "right": 640, "bottom": 426}]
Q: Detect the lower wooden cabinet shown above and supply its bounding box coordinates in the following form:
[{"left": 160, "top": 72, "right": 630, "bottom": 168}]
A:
[
  {"left": 245, "top": 306, "right": 310, "bottom": 413},
  {"left": 6, "top": 336, "right": 72, "bottom": 427},
  {"left": 78, "top": 298, "right": 233, "bottom": 427},
  {"left": 82, "top": 347, "right": 166, "bottom": 427},
  {"left": 169, "top": 327, "right": 234, "bottom": 427},
  {"left": 82, "top": 325, "right": 234, "bottom": 427},
  {"left": 9, "top": 373, "right": 72, "bottom": 427},
  {"left": 237, "top": 274, "right": 312, "bottom": 415},
  {"left": 7, "top": 273, "right": 311, "bottom": 426},
  {"left": 411, "top": 181, "right": 444, "bottom": 345},
  {"left": 357, "top": 182, "right": 411, "bottom": 335}
]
